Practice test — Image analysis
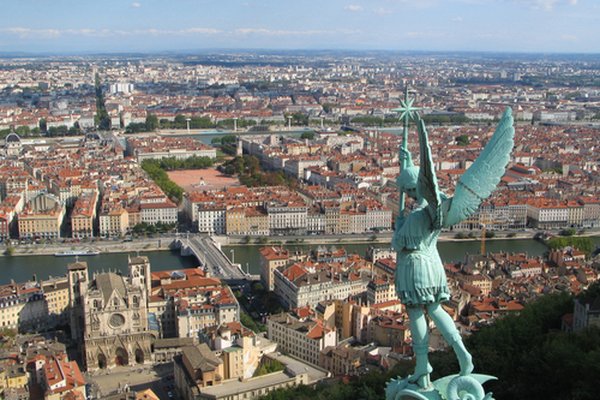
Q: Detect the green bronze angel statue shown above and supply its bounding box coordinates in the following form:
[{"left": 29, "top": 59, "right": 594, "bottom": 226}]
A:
[{"left": 388, "top": 107, "right": 514, "bottom": 397}]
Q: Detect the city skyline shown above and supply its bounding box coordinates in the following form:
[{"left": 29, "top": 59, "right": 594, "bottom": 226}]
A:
[{"left": 1, "top": 0, "right": 599, "bottom": 54}]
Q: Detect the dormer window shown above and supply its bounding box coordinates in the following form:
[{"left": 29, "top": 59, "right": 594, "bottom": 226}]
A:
[{"left": 113, "top": 298, "right": 119, "bottom": 306}]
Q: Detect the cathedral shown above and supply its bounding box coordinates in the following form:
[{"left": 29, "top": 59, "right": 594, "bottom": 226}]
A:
[{"left": 68, "top": 256, "right": 156, "bottom": 371}]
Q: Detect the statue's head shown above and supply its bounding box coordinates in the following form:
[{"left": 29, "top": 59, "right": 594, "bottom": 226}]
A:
[{"left": 398, "top": 166, "right": 419, "bottom": 199}]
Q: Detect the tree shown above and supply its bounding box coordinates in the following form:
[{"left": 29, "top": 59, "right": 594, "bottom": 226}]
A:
[
  {"left": 125, "top": 122, "right": 147, "bottom": 134},
  {"left": 145, "top": 114, "right": 159, "bottom": 131},
  {"left": 15, "top": 126, "right": 30, "bottom": 136},
  {"left": 174, "top": 114, "right": 187, "bottom": 128},
  {"left": 456, "top": 134, "right": 470, "bottom": 146},
  {"left": 300, "top": 131, "right": 315, "bottom": 140},
  {"left": 39, "top": 118, "right": 47, "bottom": 133},
  {"left": 221, "top": 135, "right": 237, "bottom": 144},
  {"left": 321, "top": 103, "right": 334, "bottom": 114},
  {"left": 559, "top": 228, "right": 576, "bottom": 237},
  {"left": 285, "top": 112, "right": 309, "bottom": 126}
]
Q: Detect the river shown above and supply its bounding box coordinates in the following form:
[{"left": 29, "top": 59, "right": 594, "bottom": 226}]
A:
[
  {"left": 1, "top": 237, "right": 597, "bottom": 285},
  {"left": 222, "top": 239, "right": 553, "bottom": 275},
  {"left": 0, "top": 250, "right": 198, "bottom": 285}
]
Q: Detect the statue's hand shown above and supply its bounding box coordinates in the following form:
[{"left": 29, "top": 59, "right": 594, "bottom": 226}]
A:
[{"left": 400, "top": 148, "right": 411, "bottom": 162}]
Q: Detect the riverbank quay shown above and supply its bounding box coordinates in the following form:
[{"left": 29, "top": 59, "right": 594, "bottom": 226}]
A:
[
  {"left": 217, "top": 230, "right": 600, "bottom": 246},
  {"left": 1, "top": 237, "right": 174, "bottom": 257},
  {"left": 2, "top": 230, "right": 598, "bottom": 257}
]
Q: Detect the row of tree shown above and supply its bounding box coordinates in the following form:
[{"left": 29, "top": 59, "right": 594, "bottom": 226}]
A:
[
  {"left": 350, "top": 115, "right": 400, "bottom": 126},
  {"left": 94, "top": 74, "right": 111, "bottom": 131},
  {"left": 547, "top": 236, "right": 594, "bottom": 254},
  {"left": 131, "top": 221, "right": 177, "bottom": 235},
  {"left": 142, "top": 156, "right": 214, "bottom": 171},
  {"left": 125, "top": 114, "right": 259, "bottom": 133},
  {"left": 0, "top": 123, "right": 83, "bottom": 139},
  {"left": 140, "top": 160, "right": 184, "bottom": 203}
]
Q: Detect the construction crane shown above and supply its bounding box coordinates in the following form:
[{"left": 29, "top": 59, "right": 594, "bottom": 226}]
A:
[
  {"left": 459, "top": 207, "right": 509, "bottom": 255},
  {"left": 479, "top": 207, "right": 510, "bottom": 255}
]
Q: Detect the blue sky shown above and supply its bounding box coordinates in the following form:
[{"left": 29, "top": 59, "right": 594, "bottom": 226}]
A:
[{"left": 0, "top": 0, "right": 598, "bottom": 53}]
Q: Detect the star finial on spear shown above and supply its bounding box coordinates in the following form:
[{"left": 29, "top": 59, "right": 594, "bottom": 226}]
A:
[{"left": 392, "top": 86, "right": 421, "bottom": 127}]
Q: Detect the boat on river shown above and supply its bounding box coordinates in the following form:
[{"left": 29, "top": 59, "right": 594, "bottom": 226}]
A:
[{"left": 54, "top": 249, "right": 100, "bottom": 257}]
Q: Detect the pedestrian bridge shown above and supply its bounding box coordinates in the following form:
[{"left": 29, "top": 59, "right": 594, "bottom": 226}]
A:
[{"left": 174, "top": 235, "right": 259, "bottom": 283}]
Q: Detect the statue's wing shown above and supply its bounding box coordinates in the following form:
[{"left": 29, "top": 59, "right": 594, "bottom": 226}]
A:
[
  {"left": 444, "top": 107, "right": 515, "bottom": 228},
  {"left": 417, "top": 117, "right": 443, "bottom": 229}
]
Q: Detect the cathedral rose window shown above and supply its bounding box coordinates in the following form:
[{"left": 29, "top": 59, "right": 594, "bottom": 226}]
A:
[{"left": 109, "top": 313, "right": 126, "bottom": 328}]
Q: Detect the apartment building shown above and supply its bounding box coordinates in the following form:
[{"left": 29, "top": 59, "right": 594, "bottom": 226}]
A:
[
  {"left": 127, "top": 136, "right": 217, "bottom": 162},
  {"left": 366, "top": 278, "right": 396, "bottom": 306},
  {"left": 0, "top": 194, "right": 23, "bottom": 239},
  {"left": 17, "top": 193, "right": 65, "bottom": 239},
  {"left": 148, "top": 269, "right": 239, "bottom": 339},
  {"left": 140, "top": 197, "right": 178, "bottom": 225},
  {"left": 196, "top": 205, "right": 226, "bottom": 235},
  {"left": 99, "top": 204, "right": 129, "bottom": 237},
  {"left": 273, "top": 261, "right": 371, "bottom": 310},
  {"left": 527, "top": 199, "right": 569, "bottom": 229},
  {"left": 267, "top": 312, "right": 336, "bottom": 366},
  {"left": 41, "top": 276, "right": 70, "bottom": 327},
  {"left": 225, "top": 206, "right": 269, "bottom": 236},
  {"left": 266, "top": 201, "right": 307, "bottom": 236},
  {"left": 259, "top": 246, "right": 291, "bottom": 292},
  {"left": 71, "top": 191, "right": 98, "bottom": 239},
  {"left": 0, "top": 281, "right": 47, "bottom": 332}
]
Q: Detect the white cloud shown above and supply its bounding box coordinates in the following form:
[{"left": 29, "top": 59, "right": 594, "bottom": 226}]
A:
[
  {"left": 452, "top": 16, "right": 464, "bottom": 22},
  {"left": 0, "top": 27, "right": 221, "bottom": 39},
  {"left": 374, "top": 7, "right": 393, "bottom": 15},
  {"left": 509, "top": 0, "right": 579, "bottom": 11},
  {"left": 560, "top": 34, "right": 577, "bottom": 41},
  {"left": 234, "top": 28, "right": 342, "bottom": 36},
  {"left": 131, "top": 2, "right": 142, "bottom": 8},
  {"left": 344, "top": 4, "right": 363, "bottom": 12},
  {"left": 458, "top": 0, "right": 579, "bottom": 11},
  {"left": 403, "top": 31, "right": 445, "bottom": 39},
  {"left": 181, "top": 28, "right": 220, "bottom": 34},
  {"left": 532, "top": 0, "right": 559, "bottom": 11},
  {"left": 1, "top": 27, "right": 63, "bottom": 39}
]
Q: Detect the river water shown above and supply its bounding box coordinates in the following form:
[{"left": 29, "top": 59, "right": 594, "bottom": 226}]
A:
[{"left": 1, "top": 238, "right": 588, "bottom": 285}]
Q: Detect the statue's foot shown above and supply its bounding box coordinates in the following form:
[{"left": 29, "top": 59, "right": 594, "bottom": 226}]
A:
[
  {"left": 451, "top": 338, "right": 474, "bottom": 376},
  {"left": 407, "top": 363, "right": 433, "bottom": 388},
  {"left": 385, "top": 376, "right": 409, "bottom": 399},
  {"left": 457, "top": 349, "right": 474, "bottom": 376}
]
